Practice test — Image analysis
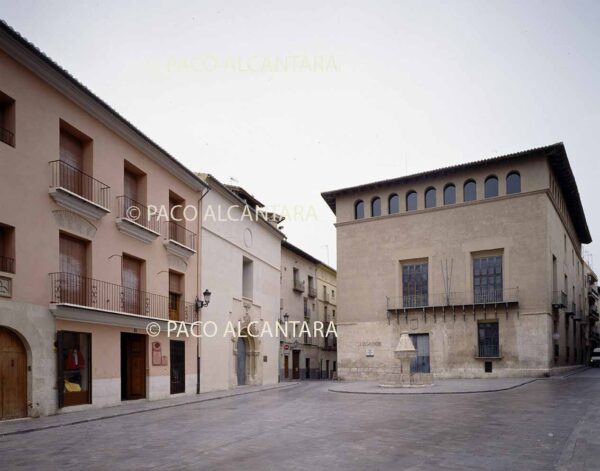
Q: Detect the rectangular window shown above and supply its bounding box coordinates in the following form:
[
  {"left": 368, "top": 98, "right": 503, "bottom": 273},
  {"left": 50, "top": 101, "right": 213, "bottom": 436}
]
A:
[
  {"left": 473, "top": 255, "right": 503, "bottom": 303},
  {"left": 478, "top": 322, "right": 499, "bottom": 357},
  {"left": 0, "top": 91, "right": 15, "bottom": 147},
  {"left": 242, "top": 257, "right": 253, "bottom": 299},
  {"left": 402, "top": 262, "right": 428, "bottom": 307},
  {"left": 0, "top": 223, "right": 15, "bottom": 274},
  {"left": 57, "top": 331, "right": 91, "bottom": 407}
]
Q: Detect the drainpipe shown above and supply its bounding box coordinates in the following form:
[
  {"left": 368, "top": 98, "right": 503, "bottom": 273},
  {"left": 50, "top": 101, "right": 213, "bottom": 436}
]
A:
[{"left": 196, "top": 185, "right": 210, "bottom": 394}]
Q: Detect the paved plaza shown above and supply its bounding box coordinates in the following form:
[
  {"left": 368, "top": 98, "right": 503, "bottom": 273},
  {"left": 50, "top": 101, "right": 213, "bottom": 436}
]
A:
[{"left": 1, "top": 369, "right": 599, "bottom": 470}]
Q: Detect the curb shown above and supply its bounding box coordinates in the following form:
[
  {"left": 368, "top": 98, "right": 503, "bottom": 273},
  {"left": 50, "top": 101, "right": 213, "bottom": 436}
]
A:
[
  {"left": 328, "top": 378, "right": 539, "bottom": 396},
  {"left": 0, "top": 382, "right": 300, "bottom": 437}
]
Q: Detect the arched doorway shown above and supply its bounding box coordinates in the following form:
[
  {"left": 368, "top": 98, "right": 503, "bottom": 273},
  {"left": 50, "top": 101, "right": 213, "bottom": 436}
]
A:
[
  {"left": 236, "top": 337, "right": 246, "bottom": 386},
  {"left": 0, "top": 327, "right": 27, "bottom": 420}
]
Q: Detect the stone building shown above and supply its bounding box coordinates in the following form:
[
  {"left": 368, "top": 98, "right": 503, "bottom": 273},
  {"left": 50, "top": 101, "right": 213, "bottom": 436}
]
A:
[
  {"left": 279, "top": 241, "right": 337, "bottom": 380},
  {"left": 322, "top": 143, "right": 593, "bottom": 379}
]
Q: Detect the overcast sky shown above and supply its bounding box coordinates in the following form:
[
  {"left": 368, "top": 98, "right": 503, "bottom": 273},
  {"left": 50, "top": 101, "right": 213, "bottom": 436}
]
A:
[{"left": 2, "top": 1, "right": 599, "bottom": 269}]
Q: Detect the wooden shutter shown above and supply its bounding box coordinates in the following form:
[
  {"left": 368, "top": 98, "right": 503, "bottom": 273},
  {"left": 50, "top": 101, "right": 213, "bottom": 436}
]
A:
[
  {"left": 124, "top": 170, "right": 138, "bottom": 202},
  {"left": 59, "top": 130, "right": 83, "bottom": 170},
  {"left": 59, "top": 234, "right": 86, "bottom": 276},
  {"left": 122, "top": 256, "right": 142, "bottom": 314},
  {"left": 169, "top": 271, "right": 182, "bottom": 294}
]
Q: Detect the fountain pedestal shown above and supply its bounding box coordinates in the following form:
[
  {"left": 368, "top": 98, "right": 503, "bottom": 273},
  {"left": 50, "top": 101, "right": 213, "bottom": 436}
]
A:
[{"left": 380, "top": 331, "right": 434, "bottom": 387}]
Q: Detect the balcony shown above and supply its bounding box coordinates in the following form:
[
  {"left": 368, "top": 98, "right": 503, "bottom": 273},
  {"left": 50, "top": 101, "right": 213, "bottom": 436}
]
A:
[
  {"left": 164, "top": 221, "right": 196, "bottom": 258},
  {"left": 475, "top": 345, "right": 501, "bottom": 359},
  {"left": 0, "top": 127, "right": 14, "bottom": 147},
  {"left": 293, "top": 279, "right": 305, "bottom": 293},
  {"left": 552, "top": 290, "right": 568, "bottom": 309},
  {"left": 49, "top": 160, "right": 110, "bottom": 220},
  {"left": 308, "top": 285, "right": 317, "bottom": 298},
  {"left": 49, "top": 272, "right": 196, "bottom": 323},
  {"left": 566, "top": 302, "right": 576, "bottom": 317},
  {"left": 0, "top": 255, "right": 15, "bottom": 274},
  {"left": 589, "top": 286, "right": 599, "bottom": 302},
  {"left": 590, "top": 306, "right": 599, "bottom": 322},
  {"left": 387, "top": 289, "right": 519, "bottom": 316},
  {"left": 323, "top": 337, "right": 337, "bottom": 351},
  {"left": 115, "top": 196, "right": 160, "bottom": 244}
]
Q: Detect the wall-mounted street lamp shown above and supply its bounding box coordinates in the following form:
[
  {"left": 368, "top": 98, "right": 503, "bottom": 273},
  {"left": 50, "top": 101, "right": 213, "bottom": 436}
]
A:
[{"left": 195, "top": 289, "right": 212, "bottom": 312}]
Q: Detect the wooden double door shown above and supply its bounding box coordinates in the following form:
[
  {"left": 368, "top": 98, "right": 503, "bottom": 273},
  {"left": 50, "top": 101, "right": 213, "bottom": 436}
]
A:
[
  {"left": 121, "top": 333, "right": 146, "bottom": 400},
  {"left": 0, "top": 328, "right": 27, "bottom": 420}
]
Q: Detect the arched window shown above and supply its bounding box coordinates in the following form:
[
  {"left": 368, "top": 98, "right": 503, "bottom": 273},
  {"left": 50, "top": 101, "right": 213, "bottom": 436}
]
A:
[
  {"left": 354, "top": 200, "right": 364, "bottom": 219},
  {"left": 388, "top": 193, "right": 400, "bottom": 214},
  {"left": 506, "top": 171, "right": 521, "bottom": 194},
  {"left": 425, "top": 187, "right": 436, "bottom": 208},
  {"left": 463, "top": 179, "right": 476, "bottom": 202},
  {"left": 443, "top": 184, "right": 456, "bottom": 205},
  {"left": 484, "top": 175, "right": 498, "bottom": 198},
  {"left": 406, "top": 191, "right": 417, "bottom": 211},
  {"left": 371, "top": 197, "right": 381, "bottom": 217}
]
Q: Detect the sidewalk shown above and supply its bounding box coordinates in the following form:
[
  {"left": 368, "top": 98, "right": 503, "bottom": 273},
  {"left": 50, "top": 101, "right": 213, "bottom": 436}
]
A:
[{"left": 0, "top": 382, "right": 299, "bottom": 437}]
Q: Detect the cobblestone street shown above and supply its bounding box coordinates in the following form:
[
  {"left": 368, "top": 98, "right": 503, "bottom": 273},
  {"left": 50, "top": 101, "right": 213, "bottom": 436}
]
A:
[{"left": 1, "top": 369, "right": 599, "bottom": 470}]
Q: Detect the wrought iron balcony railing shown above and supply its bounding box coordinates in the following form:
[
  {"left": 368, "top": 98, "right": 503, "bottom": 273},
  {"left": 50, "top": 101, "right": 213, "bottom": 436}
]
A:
[
  {"left": 0, "top": 255, "right": 15, "bottom": 274},
  {"left": 50, "top": 272, "right": 196, "bottom": 322},
  {"left": 0, "top": 127, "right": 14, "bottom": 147},
  {"left": 116, "top": 196, "right": 160, "bottom": 233},
  {"left": 476, "top": 344, "right": 501, "bottom": 358},
  {"left": 293, "top": 279, "right": 305, "bottom": 292},
  {"left": 308, "top": 285, "right": 317, "bottom": 297},
  {"left": 167, "top": 220, "right": 197, "bottom": 252},
  {"left": 387, "top": 288, "right": 519, "bottom": 311},
  {"left": 50, "top": 160, "right": 110, "bottom": 209}
]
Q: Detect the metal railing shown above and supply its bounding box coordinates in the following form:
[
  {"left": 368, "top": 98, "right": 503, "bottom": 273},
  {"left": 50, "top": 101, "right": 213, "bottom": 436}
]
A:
[
  {"left": 116, "top": 196, "right": 160, "bottom": 233},
  {"left": 0, "top": 255, "right": 15, "bottom": 273},
  {"left": 293, "top": 279, "right": 305, "bottom": 292},
  {"left": 166, "top": 221, "right": 197, "bottom": 251},
  {"left": 0, "top": 127, "right": 14, "bottom": 147},
  {"left": 387, "top": 288, "right": 519, "bottom": 311},
  {"left": 50, "top": 160, "right": 110, "bottom": 209},
  {"left": 477, "top": 344, "right": 501, "bottom": 358},
  {"left": 308, "top": 285, "right": 317, "bottom": 297},
  {"left": 552, "top": 290, "right": 568, "bottom": 308},
  {"left": 50, "top": 272, "right": 196, "bottom": 322}
]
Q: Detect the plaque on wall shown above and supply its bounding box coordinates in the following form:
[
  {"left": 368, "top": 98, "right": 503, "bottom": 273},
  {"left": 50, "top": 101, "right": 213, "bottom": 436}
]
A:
[{"left": 152, "top": 342, "right": 162, "bottom": 366}]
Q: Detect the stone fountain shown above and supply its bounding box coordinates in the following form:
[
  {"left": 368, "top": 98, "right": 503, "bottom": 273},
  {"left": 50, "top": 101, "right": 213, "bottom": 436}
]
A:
[{"left": 380, "top": 331, "right": 433, "bottom": 387}]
